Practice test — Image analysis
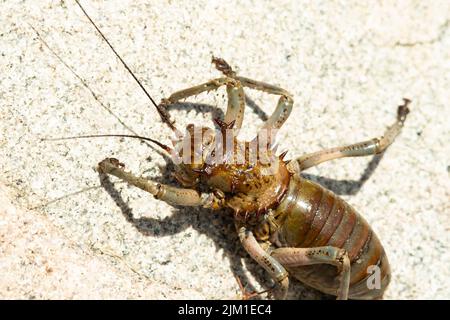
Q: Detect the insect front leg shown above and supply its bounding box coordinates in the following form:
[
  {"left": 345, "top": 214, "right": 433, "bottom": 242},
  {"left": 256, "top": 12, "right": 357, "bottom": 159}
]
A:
[
  {"left": 160, "top": 77, "right": 246, "bottom": 129},
  {"left": 271, "top": 246, "right": 351, "bottom": 300},
  {"left": 237, "top": 77, "right": 294, "bottom": 131},
  {"left": 97, "top": 158, "right": 224, "bottom": 209},
  {"left": 162, "top": 77, "right": 229, "bottom": 104},
  {"left": 223, "top": 79, "right": 245, "bottom": 130},
  {"left": 236, "top": 223, "right": 289, "bottom": 299},
  {"left": 212, "top": 57, "right": 293, "bottom": 131},
  {"left": 290, "top": 98, "right": 411, "bottom": 171}
]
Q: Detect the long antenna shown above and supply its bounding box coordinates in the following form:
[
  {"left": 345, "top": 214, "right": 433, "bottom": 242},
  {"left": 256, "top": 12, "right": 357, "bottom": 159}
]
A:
[
  {"left": 43, "top": 134, "right": 173, "bottom": 153},
  {"left": 28, "top": 23, "right": 139, "bottom": 137},
  {"left": 74, "top": 0, "right": 177, "bottom": 132}
]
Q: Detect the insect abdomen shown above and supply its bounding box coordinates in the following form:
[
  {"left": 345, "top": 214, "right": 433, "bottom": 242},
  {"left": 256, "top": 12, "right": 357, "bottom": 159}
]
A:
[{"left": 272, "top": 175, "right": 390, "bottom": 299}]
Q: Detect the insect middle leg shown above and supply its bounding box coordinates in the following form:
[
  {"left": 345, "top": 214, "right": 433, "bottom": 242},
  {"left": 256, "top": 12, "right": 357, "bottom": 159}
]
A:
[
  {"left": 271, "top": 246, "right": 351, "bottom": 300},
  {"left": 290, "top": 98, "right": 411, "bottom": 171}
]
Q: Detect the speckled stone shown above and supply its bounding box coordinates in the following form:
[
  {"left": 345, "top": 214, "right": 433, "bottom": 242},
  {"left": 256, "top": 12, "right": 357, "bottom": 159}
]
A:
[{"left": 0, "top": 0, "right": 449, "bottom": 299}]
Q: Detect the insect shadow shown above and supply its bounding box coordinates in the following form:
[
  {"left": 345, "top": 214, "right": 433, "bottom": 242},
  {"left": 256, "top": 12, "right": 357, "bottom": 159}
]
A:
[
  {"left": 303, "top": 154, "right": 384, "bottom": 196},
  {"left": 164, "top": 94, "right": 269, "bottom": 124},
  {"left": 97, "top": 101, "right": 384, "bottom": 300}
]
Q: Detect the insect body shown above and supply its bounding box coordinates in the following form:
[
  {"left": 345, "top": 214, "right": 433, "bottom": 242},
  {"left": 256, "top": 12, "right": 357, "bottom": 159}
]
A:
[
  {"left": 266, "top": 175, "right": 391, "bottom": 299},
  {"left": 70, "top": 1, "right": 410, "bottom": 300},
  {"left": 96, "top": 63, "right": 409, "bottom": 299}
]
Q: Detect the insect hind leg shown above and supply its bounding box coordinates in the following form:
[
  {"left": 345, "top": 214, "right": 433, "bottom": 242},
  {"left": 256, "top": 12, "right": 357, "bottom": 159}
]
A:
[
  {"left": 271, "top": 246, "right": 351, "bottom": 300},
  {"left": 236, "top": 223, "right": 290, "bottom": 299}
]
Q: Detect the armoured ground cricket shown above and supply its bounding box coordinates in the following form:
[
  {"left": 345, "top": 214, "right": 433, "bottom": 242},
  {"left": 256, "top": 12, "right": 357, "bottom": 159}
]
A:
[{"left": 38, "top": 0, "right": 411, "bottom": 299}]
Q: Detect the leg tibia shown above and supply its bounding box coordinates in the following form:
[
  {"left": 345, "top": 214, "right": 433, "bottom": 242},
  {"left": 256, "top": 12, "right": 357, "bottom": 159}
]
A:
[
  {"left": 261, "top": 95, "right": 293, "bottom": 130},
  {"left": 162, "top": 78, "right": 229, "bottom": 104},
  {"left": 224, "top": 79, "right": 245, "bottom": 129}
]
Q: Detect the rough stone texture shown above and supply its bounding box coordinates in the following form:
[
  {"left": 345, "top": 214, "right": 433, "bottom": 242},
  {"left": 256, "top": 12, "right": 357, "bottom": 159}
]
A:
[
  {"left": 1, "top": 0, "right": 449, "bottom": 299},
  {"left": 0, "top": 183, "right": 203, "bottom": 299}
]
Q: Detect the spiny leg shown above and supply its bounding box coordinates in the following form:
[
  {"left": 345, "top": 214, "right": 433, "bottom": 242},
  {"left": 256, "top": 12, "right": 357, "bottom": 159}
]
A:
[
  {"left": 236, "top": 223, "right": 289, "bottom": 299},
  {"left": 271, "top": 246, "right": 351, "bottom": 300},
  {"left": 160, "top": 76, "right": 246, "bottom": 130},
  {"left": 238, "top": 77, "right": 293, "bottom": 147},
  {"left": 260, "top": 94, "right": 293, "bottom": 131},
  {"left": 237, "top": 76, "right": 295, "bottom": 133},
  {"left": 224, "top": 79, "right": 245, "bottom": 130},
  {"left": 97, "top": 158, "right": 223, "bottom": 209},
  {"left": 290, "top": 98, "right": 411, "bottom": 172},
  {"left": 212, "top": 57, "right": 294, "bottom": 131},
  {"left": 161, "top": 77, "right": 229, "bottom": 104}
]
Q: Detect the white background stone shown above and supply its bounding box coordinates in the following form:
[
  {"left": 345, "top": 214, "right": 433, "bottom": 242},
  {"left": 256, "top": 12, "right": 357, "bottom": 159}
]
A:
[{"left": 0, "top": 0, "right": 448, "bottom": 299}]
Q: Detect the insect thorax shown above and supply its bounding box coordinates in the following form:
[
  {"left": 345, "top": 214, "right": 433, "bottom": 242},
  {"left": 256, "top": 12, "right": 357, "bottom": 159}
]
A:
[{"left": 172, "top": 124, "right": 292, "bottom": 222}]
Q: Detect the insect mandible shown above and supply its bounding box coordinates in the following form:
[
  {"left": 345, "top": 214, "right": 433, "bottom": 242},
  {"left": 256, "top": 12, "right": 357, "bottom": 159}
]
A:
[{"left": 65, "top": 1, "right": 410, "bottom": 300}]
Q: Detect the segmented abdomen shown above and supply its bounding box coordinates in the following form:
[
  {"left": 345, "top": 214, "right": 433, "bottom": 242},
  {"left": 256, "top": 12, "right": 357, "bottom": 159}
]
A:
[{"left": 272, "top": 175, "right": 390, "bottom": 299}]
